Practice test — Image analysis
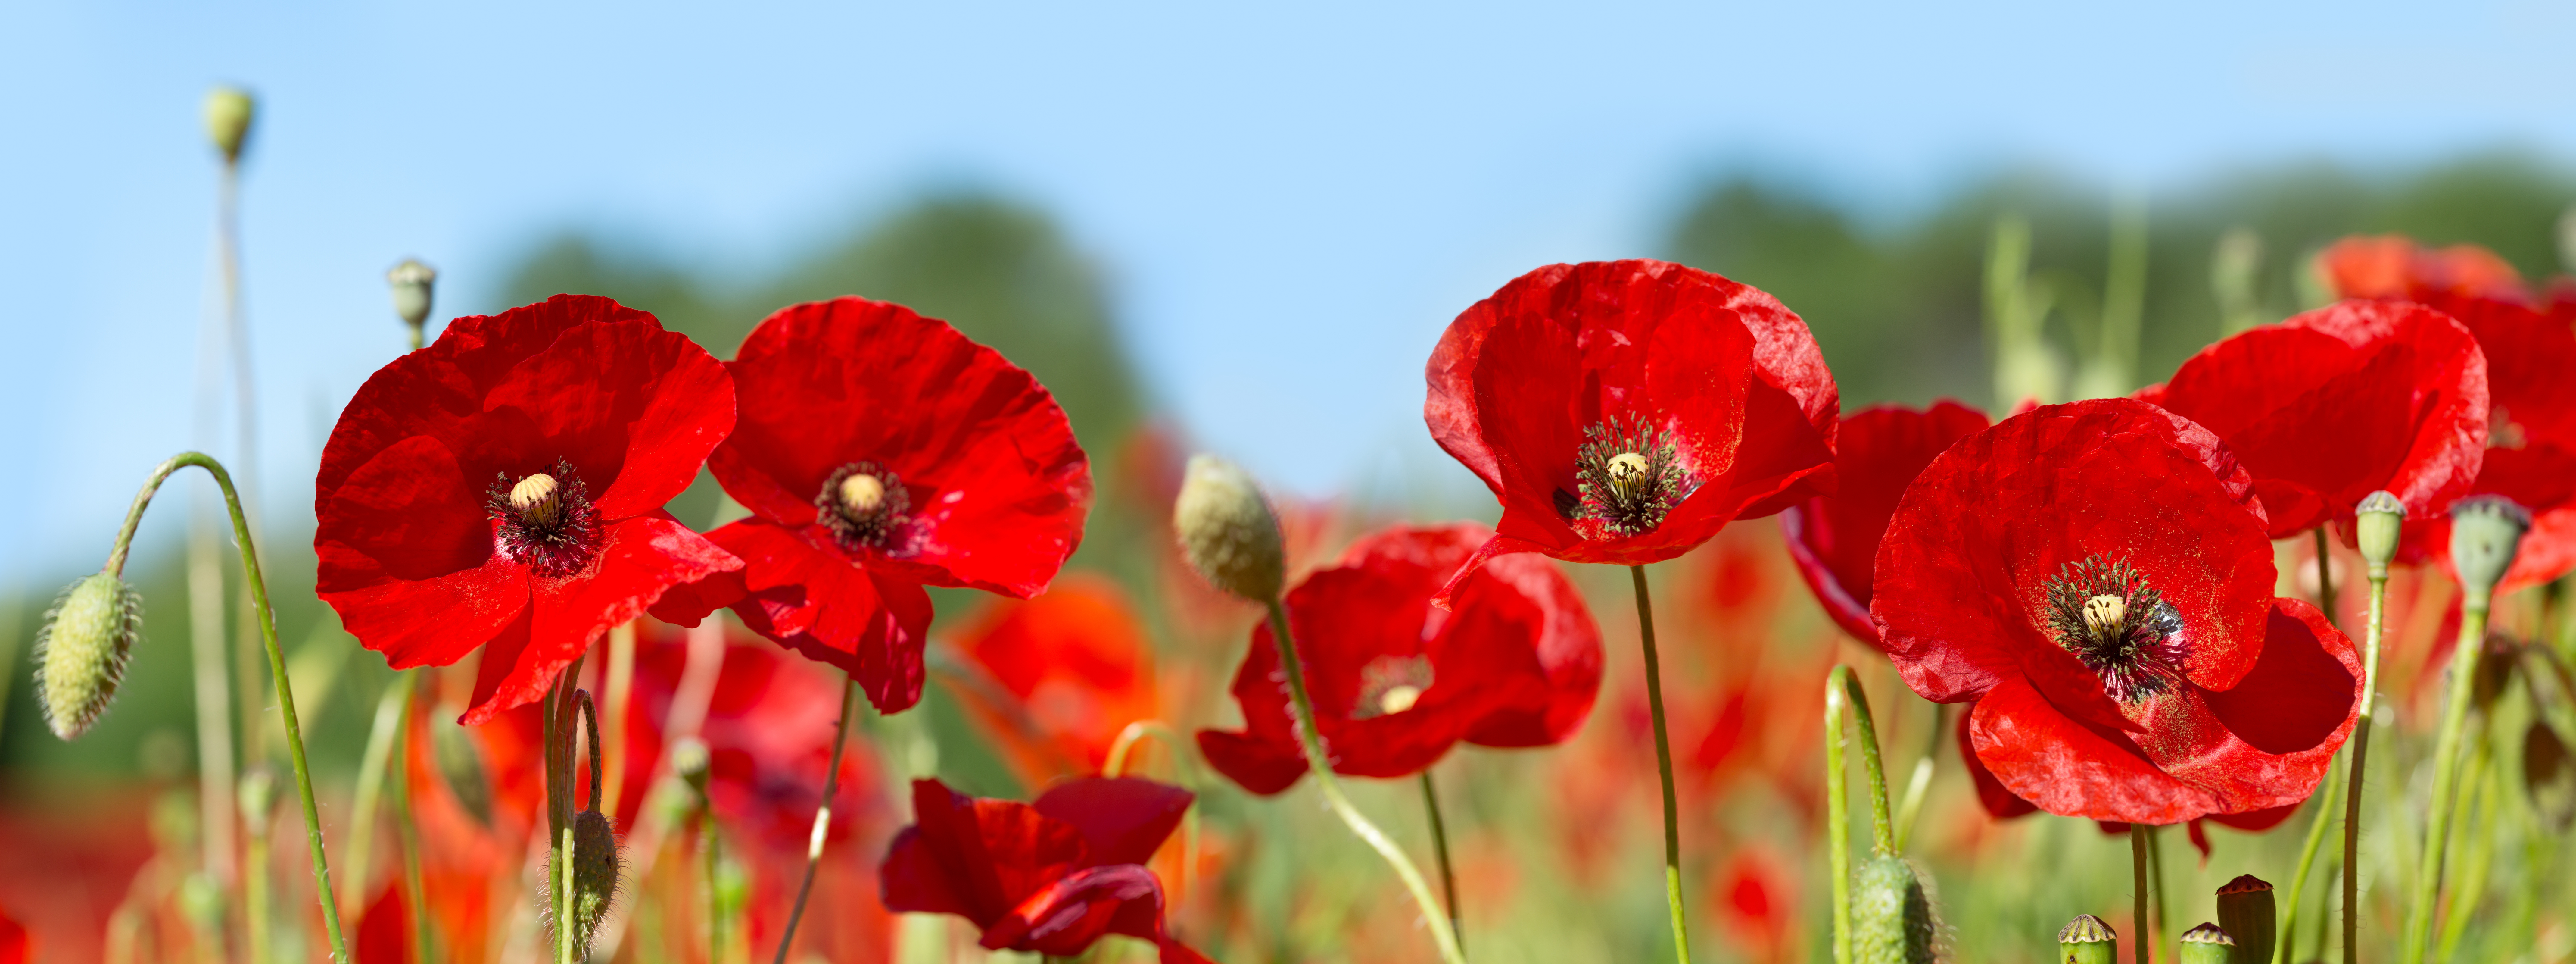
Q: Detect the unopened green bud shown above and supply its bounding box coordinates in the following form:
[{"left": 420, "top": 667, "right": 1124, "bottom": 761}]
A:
[
  {"left": 2450, "top": 495, "right": 2531, "bottom": 610},
  {"left": 2179, "top": 922, "right": 2235, "bottom": 964},
  {"left": 387, "top": 259, "right": 436, "bottom": 330},
  {"left": 1173, "top": 454, "right": 1286, "bottom": 602},
  {"left": 565, "top": 808, "right": 623, "bottom": 959},
  {"left": 2212, "top": 874, "right": 2274, "bottom": 964},
  {"left": 35, "top": 571, "right": 142, "bottom": 740},
  {"left": 1851, "top": 854, "right": 1938, "bottom": 964},
  {"left": 203, "top": 86, "right": 255, "bottom": 164},
  {"left": 2355, "top": 491, "right": 2404, "bottom": 576},
  {"left": 2058, "top": 914, "right": 2117, "bottom": 964}
]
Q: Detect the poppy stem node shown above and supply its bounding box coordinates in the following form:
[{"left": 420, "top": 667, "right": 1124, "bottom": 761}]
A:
[{"left": 2059, "top": 914, "right": 2118, "bottom": 964}]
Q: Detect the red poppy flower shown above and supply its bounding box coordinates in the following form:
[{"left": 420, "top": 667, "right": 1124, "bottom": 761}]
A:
[
  {"left": 2135, "top": 299, "right": 2486, "bottom": 538},
  {"left": 1195, "top": 522, "right": 1602, "bottom": 793},
  {"left": 316, "top": 294, "right": 741, "bottom": 724},
  {"left": 1874, "top": 399, "right": 2366, "bottom": 824},
  {"left": 952, "top": 573, "right": 1160, "bottom": 780},
  {"left": 1424, "top": 260, "right": 1837, "bottom": 590},
  {"left": 1780, "top": 400, "right": 1990, "bottom": 644},
  {"left": 2323, "top": 236, "right": 2576, "bottom": 592},
  {"left": 658, "top": 297, "right": 1092, "bottom": 714},
  {"left": 882, "top": 777, "right": 1212, "bottom": 964}
]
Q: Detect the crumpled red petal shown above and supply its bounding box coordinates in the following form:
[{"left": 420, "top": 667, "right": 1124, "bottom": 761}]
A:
[
  {"left": 696, "top": 518, "right": 933, "bottom": 713},
  {"left": 460, "top": 514, "right": 737, "bottom": 724},
  {"left": 1781, "top": 400, "right": 1989, "bottom": 645}
]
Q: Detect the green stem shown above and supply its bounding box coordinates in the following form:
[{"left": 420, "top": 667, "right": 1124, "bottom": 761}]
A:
[
  {"left": 2432, "top": 732, "right": 2498, "bottom": 963},
  {"left": 1891, "top": 702, "right": 1948, "bottom": 855},
  {"left": 700, "top": 802, "right": 724, "bottom": 964},
  {"left": 246, "top": 800, "right": 270, "bottom": 964},
  {"left": 345, "top": 677, "right": 406, "bottom": 913},
  {"left": 2340, "top": 570, "right": 2389, "bottom": 964},
  {"left": 1419, "top": 769, "right": 1462, "bottom": 953},
  {"left": 2148, "top": 825, "right": 2168, "bottom": 962},
  {"left": 104, "top": 453, "right": 347, "bottom": 962},
  {"left": 2401, "top": 598, "right": 2489, "bottom": 964},
  {"left": 2314, "top": 528, "right": 2339, "bottom": 625},
  {"left": 771, "top": 676, "right": 858, "bottom": 964},
  {"left": 1824, "top": 672, "right": 1853, "bottom": 964},
  {"left": 2275, "top": 753, "right": 2344, "bottom": 964},
  {"left": 1628, "top": 565, "right": 1693, "bottom": 964},
  {"left": 1262, "top": 600, "right": 1465, "bottom": 964},
  {"left": 2132, "top": 825, "right": 2151, "bottom": 964}
]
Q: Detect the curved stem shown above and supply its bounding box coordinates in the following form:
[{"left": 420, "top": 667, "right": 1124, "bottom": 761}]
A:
[
  {"left": 771, "top": 675, "right": 858, "bottom": 964},
  {"left": 2339, "top": 571, "right": 2388, "bottom": 964},
  {"left": 1102, "top": 720, "right": 1202, "bottom": 908},
  {"left": 2132, "top": 825, "right": 2151, "bottom": 964},
  {"left": 577, "top": 690, "right": 603, "bottom": 813},
  {"left": 1628, "top": 565, "right": 1693, "bottom": 964},
  {"left": 2275, "top": 753, "right": 2344, "bottom": 964},
  {"left": 1891, "top": 702, "right": 1948, "bottom": 855},
  {"left": 1419, "top": 769, "right": 1462, "bottom": 953},
  {"left": 1263, "top": 600, "right": 1466, "bottom": 964},
  {"left": 2402, "top": 599, "right": 2489, "bottom": 964}
]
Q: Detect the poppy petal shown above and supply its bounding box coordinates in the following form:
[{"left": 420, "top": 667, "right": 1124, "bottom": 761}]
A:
[
  {"left": 461, "top": 515, "right": 739, "bottom": 723},
  {"left": 1968, "top": 676, "right": 2221, "bottom": 825},
  {"left": 977, "top": 863, "right": 1169, "bottom": 955},
  {"left": 707, "top": 518, "right": 934, "bottom": 713},
  {"left": 1032, "top": 778, "right": 1195, "bottom": 868}
]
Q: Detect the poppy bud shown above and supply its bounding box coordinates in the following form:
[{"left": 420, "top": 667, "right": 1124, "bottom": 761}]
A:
[
  {"left": 566, "top": 808, "right": 623, "bottom": 959},
  {"left": 1173, "top": 454, "right": 1285, "bottom": 602},
  {"left": 34, "top": 571, "right": 142, "bottom": 740},
  {"left": 203, "top": 86, "right": 254, "bottom": 164},
  {"left": 2354, "top": 490, "right": 2404, "bottom": 577},
  {"left": 2057, "top": 914, "right": 2117, "bottom": 964},
  {"left": 2448, "top": 495, "right": 2531, "bottom": 609},
  {"left": 2179, "top": 922, "right": 2235, "bottom": 964},
  {"left": 387, "top": 259, "right": 436, "bottom": 330},
  {"left": 1851, "top": 854, "right": 1937, "bottom": 964},
  {"left": 2212, "top": 874, "right": 2274, "bottom": 964}
]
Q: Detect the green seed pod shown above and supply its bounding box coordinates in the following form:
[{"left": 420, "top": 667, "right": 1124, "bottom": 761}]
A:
[
  {"left": 203, "top": 86, "right": 255, "bottom": 163},
  {"left": 2354, "top": 490, "right": 2405, "bottom": 576},
  {"left": 2179, "top": 922, "right": 2235, "bottom": 964},
  {"left": 2449, "top": 495, "right": 2531, "bottom": 610},
  {"left": 1173, "top": 454, "right": 1286, "bottom": 602},
  {"left": 387, "top": 259, "right": 436, "bottom": 331},
  {"left": 2212, "top": 874, "right": 2274, "bottom": 964},
  {"left": 567, "top": 808, "right": 622, "bottom": 959},
  {"left": 2058, "top": 914, "right": 2117, "bottom": 964},
  {"left": 1851, "top": 853, "right": 1938, "bottom": 964},
  {"left": 34, "top": 571, "right": 143, "bottom": 740}
]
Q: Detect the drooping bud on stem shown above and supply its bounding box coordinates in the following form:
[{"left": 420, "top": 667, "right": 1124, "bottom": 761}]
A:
[
  {"left": 34, "top": 571, "right": 143, "bottom": 740},
  {"left": 1851, "top": 854, "right": 1937, "bottom": 963},
  {"left": 568, "top": 808, "right": 622, "bottom": 958},
  {"left": 2178, "top": 922, "right": 2234, "bottom": 964},
  {"left": 2212, "top": 874, "right": 2273, "bottom": 964},
  {"left": 2058, "top": 914, "right": 2117, "bottom": 964},
  {"left": 1173, "top": 454, "right": 1285, "bottom": 602},
  {"left": 203, "top": 86, "right": 255, "bottom": 164},
  {"left": 387, "top": 259, "right": 436, "bottom": 338},
  {"left": 2449, "top": 495, "right": 2531, "bottom": 611},
  {"left": 2354, "top": 491, "right": 2404, "bottom": 578}
]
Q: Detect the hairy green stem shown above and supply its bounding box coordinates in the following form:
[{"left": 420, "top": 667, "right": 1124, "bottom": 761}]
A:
[
  {"left": 105, "top": 453, "right": 346, "bottom": 962},
  {"left": 2340, "top": 570, "right": 2388, "bottom": 964},
  {"left": 1263, "top": 600, "right": 1465, "bottom": 964},
  {"left": 1420, "top": 770, "right": 1463, "bottom": 953},
  {"left": 2275, "top": 754, "right": 2344, "bottom": 964},
  {"left": 771, "top": 676, "right": 858, "bottom": 964},
  {"left": 1629, "top": 565, "right": 1693, "bottom": 964},
  {"left": 1824, "top": 664, "right": 1899, "bottom": 964},
  {"left": 2401, "top": 599, "right": 2488, "bottom": 964}
]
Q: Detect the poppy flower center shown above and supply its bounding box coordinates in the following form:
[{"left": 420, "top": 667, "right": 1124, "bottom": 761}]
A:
[
  {"left": 484, "top": 460, "right": 603, "bottom": 577},
  {"left": 1353, "top": 655, "right": 1434, "bottom": 719},
  {"left": 816, "top": 461, "right": 910, "bottom": 550},
  {"left": 1561, "top": 415, "right": 1699, "bottom": 537},
  {"left": 2041, "top": 555, "right": 2189, "bottom": 704}
]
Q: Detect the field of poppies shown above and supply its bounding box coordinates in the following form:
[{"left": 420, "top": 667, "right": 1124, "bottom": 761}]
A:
[{"left": 8, "top": 86, "right": 2576, "bottom": 964}]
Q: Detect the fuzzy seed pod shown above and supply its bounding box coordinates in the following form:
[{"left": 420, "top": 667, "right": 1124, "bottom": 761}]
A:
[
  {"left": 1173, "top": 454, "right": 1286, "bottom": 602},
  {"left": 567, "top": 808, "right": 623, "bottom": 959},
  {"left": 2212, "top": 874, "right": 2274, "bottom": 964},
  {"left": 35, "top": 571, "right": 142, "bottom": 740},
  {"left": 2353, "top": 490, "right": 2404, "bottom": 575},
  {"left": 203, "top": 87, "right": 255, "bottom": 163},
  {"left": 1851, "top": 853, "right": 1938, "bottom": 964},
  {"left": 2178, "top": 922, "right": 2234, "bottom": 964},
  {"left": 2449, "top": 495, "right": 2531, "bottom": 609},
  {"left": 2057, "top": 914, "right": 2117, "bottom": 964}
]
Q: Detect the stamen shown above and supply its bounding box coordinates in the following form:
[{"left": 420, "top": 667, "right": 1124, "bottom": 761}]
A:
[
  {"left": 1353, "top": 655, "right": 1434, "bottom": 719},
  {"left": 2041, "top": 555, "right": 2190, "bottom": 704},
  {"left": 1566, "top": 415, "right": 1699, "bottom": 537},
  {"left": 815, "top": 461, "right": 910, "bottom": 551},
  {"left": 485, "top": 460, "right": 602, "bottom": 577}
]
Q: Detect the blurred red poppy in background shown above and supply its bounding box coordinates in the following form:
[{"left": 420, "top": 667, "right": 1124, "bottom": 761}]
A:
[
  {"left": 882, "top": 777, "right": 1211, "bottom": 963},
  {"left": 315, "top": 295, "right": 741, "bottom": 723},
  {"left": 2136, "top": 299, "right": 2486, "bottom": 538},
  {"left": 1780, "top": 400, "right": 1990, "bottom": 645},
  {"left": 952, "top": 573, "right": 1161, "bottom": 781},
  {"left": 661, "top": 297, "right": 1092, "bottom": 713},
  {"left": 1874, "top": 399, "right": 2365, "bottom": 824},
  {"left": 1196, "top": 523, "right": 1603, "bottom": 793},
  {"left": 1424, "top": 259, "right": 1838, "bottom": 591},
  {"left": 2325, "top": 234, "right": 2576, "bottom": 592}
]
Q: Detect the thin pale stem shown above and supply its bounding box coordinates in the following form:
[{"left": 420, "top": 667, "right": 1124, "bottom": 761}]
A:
[
  {"left": 2276, "top": 753, "right": 2345, "bottom": 964},
  {"left": 603, "top": 623, "right": 636, "bottom": 819},
  {"left": 104, "top": 454, "right": 346, "bottom": 962},
  {"left": 2314, "top": 527, "right": 2339, "bottom": 625},
  {"left": 245, "top": 803, "right": 270, "bottom": 964},
  {"left": 2148, "top": 825, "right": 2168, "bottom": 961},
  {"left": 1824, "top": 671, "right": 1853, "bottom": 964},
  {"left": 1263, "top": 600, "right": 1465, "bottom": 964},
  {"left": 1103, "top": 720, "right": 1202, "bottom": 910},
  {"left": 344, "top": 677, "right": 406, "bottom": 914},
  {"left": 2433, "top": 731, "right": 2498, "bottom": 963},
  {"left": 2340, "top": 571, "right": 2388, "bottom": 964},
  {"left": 2132, "top": 824, "right": 2151, "bottom": 964},
  {"left": 1891, "top": 702, "right": 1949, "bottom": 854},
  {"left": 1628, "top": 565, "right": 1693, "bottom": 964},
  {"left": 1419, "top": 769, "right": 1463, "bottom": 954},
  {"left": 2402, "top": 600, "right": 2489, "bottom": 964},
  {"left": 771, "top": 675, "right": 859, "bottom": 964}
]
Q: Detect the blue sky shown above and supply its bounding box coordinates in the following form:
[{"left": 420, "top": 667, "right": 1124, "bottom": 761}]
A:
[{"left": 4, "top": 0, "right": 2574, "bottom": 579}]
